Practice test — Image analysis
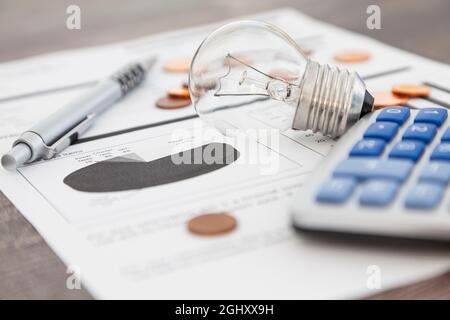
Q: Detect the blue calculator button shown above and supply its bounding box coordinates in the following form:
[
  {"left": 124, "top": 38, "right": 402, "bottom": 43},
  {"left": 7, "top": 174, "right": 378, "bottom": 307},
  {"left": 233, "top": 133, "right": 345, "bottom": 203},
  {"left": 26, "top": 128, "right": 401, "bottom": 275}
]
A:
[
  {"left": 376, "top": 107, "right": 410, "bottom": 125},
  {"left": 349, "top": 139, "right": 385, "bottom": 157},
  {"left": 404, "top": 183, "right": 444, "bottom": 209},
  {"left": 430, "top": 143, "right": 450, "bottom": 161},
  {"left": 364, "top": 122, "right": 399, "bottom": 142},
  {"left": 389, "top": 140, "right": 425, "bottom": 162},
  {"left": 359, "top": 180, "right": 399, "bottom": 207},
  {"left": 419, "top": 162, "right": 450, "bottom": 185},
  {"left": 402, "top": 123, "right": 437, "bottom": 143},
  {"left": 333, "top": 158, "right": 413, "bottom": 182},
  {"left": 440, "top": 127, "right": 450, "bottom": 142},
  {"left": 316, "top": 177, "right": 356, "bottom": 204},
  {"left": 414, "top": 108, "right": 447, "bottom": 127}
]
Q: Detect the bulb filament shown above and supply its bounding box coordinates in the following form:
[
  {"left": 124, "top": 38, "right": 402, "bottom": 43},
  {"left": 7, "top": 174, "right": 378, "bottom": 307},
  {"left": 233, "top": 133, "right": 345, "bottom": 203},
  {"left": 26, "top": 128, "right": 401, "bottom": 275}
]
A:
[{"left": 214, "top": 53, "right": 298, "bottom": 104}]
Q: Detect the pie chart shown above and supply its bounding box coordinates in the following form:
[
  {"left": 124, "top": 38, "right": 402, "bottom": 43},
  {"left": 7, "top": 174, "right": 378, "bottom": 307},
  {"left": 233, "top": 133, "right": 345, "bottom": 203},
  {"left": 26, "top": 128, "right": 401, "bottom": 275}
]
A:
[{"left": 64, "top": 143, "right": 239, "bottom": 192}]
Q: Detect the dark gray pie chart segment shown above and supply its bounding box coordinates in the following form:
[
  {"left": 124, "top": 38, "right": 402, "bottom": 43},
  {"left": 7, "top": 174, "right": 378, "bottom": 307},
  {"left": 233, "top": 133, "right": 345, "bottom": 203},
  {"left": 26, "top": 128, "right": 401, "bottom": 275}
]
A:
[{"left": 63, "top": 143, "right": 240, "bottom": 192}]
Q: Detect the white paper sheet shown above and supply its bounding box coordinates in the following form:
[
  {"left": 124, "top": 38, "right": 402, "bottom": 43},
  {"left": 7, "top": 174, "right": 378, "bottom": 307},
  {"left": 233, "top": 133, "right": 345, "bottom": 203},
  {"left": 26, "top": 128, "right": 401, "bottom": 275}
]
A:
[{"left": 0, "top": 8, "right": 449, "bottom": 299}]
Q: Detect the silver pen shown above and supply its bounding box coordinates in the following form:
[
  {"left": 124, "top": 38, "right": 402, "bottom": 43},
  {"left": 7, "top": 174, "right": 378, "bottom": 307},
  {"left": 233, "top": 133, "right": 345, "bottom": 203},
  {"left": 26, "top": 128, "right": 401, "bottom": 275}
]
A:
[{"left": 1, "top": 57, "right": 157, "bottom": 171}]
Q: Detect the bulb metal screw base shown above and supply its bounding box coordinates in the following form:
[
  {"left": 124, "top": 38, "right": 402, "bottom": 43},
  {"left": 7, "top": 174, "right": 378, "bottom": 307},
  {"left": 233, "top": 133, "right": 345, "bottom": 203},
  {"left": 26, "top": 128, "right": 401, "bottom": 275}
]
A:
[{"left": 292, "top": 61, "right": 373, "bottom": 138}]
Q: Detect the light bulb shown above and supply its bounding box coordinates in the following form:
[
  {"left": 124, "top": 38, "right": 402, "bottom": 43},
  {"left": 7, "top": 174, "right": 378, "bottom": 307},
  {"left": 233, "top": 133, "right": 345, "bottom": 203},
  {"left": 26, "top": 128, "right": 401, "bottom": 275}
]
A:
[{"left": 189, "top": 21, "right": 374, "bottom": 138}]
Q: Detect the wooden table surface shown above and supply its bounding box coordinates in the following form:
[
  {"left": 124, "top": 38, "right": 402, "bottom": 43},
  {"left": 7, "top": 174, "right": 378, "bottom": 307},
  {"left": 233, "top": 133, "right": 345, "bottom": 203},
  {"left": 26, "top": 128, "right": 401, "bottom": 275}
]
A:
[{"left": 1, "top": 0, "right": 449, "bottom": 299}]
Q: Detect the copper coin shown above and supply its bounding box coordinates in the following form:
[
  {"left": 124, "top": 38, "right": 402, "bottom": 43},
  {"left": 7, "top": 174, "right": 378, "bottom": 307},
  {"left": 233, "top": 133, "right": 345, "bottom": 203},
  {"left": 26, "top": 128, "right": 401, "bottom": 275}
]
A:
[
  {"left": 373, "top": 91, "right": 409, "bottom": 109},
  {"left": 269, "top": 68, "right": 298, "bottom": 81},
  {"left": 163, "top": 58, "right": 191, "bottom": 73},
  {"left": 392, "top": 84, "right": 430, "bottom": 98},
  {"left": 155, "top": 96, "right": 191, "bottom": 109},
  {"left": 167, "top": 87, "right": 190, "bottom": 99},
  {"left": 334, "top": 50, "right": 371, "bottom": 63},
  {"left": 187, "top": 212, "right": 237, "bottom": 236}
]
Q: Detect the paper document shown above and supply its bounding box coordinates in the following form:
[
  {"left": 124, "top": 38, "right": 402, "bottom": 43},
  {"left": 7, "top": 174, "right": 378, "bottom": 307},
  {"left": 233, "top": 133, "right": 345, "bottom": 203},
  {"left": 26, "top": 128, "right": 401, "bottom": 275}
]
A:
[{"left": 0, "top": 8, "right": 449, "bottom": 299}]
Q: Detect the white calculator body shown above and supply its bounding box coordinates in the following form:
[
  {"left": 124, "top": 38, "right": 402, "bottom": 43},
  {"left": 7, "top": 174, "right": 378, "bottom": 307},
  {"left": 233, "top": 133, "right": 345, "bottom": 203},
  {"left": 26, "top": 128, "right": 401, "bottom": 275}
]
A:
[{"left": 292, "top": 107, "right": 450, "bottom": 242}]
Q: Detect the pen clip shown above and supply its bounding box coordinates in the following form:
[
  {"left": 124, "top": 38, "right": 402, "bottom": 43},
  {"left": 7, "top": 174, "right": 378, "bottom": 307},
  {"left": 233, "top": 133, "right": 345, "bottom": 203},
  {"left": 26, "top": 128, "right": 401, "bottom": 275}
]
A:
[{"left": 42, "top": 114, "right": 96, "bottom": 160}]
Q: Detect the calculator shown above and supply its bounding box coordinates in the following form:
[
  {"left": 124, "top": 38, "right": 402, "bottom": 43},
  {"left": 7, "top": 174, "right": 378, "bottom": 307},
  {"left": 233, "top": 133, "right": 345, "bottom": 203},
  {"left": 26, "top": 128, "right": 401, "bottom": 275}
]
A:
[{"left": 292, "top": 106, "right": 450, "bottom": 242}]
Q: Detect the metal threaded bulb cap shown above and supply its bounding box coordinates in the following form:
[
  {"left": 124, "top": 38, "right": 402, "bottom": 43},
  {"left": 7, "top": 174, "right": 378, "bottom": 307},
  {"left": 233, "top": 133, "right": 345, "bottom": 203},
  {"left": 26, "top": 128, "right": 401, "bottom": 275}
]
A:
[{"left": 292, "top": 61, "right": 374, "bottom": 138}]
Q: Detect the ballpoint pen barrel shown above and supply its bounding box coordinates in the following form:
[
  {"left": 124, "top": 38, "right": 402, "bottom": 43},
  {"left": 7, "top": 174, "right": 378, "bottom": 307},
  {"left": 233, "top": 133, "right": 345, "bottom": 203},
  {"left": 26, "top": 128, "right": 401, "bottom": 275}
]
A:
[
  {"left": 31, "top": 79, "right": 122, "bottom": 145},
  {"left": 1, "top": 80, "right": 121, "bottom": 170},
  {"left": 1, "top": 58, "right": 155, "bottom": 171}
]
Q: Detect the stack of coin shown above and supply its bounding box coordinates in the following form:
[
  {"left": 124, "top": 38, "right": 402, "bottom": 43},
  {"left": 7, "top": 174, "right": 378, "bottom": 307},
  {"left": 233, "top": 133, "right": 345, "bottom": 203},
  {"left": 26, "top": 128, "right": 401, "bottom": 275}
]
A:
[
  {"left": 167, "top": 87, "right": 190, "bottom": 99},
  {"left": 373, "top": 84, "right": 430, "bottom": 109},
  {"left": 156, "top": 82, "right": 191, "bottom": 110}
]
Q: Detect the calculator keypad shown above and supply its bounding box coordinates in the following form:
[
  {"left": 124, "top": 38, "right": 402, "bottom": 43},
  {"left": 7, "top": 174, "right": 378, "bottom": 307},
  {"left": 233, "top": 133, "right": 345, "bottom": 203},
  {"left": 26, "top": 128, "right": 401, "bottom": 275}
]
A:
[
  {"left": 333, "top": 158, "right": 413, "bottom": 182},
  {"left": 376, "top": 107, "right": 410, "bottom": 124},
  {"left": 402, "top": 123, "right": 437, "bottom": 143},
  {"left": 364, "top": 122, "right": 399, "bottom": 142},
  {"left": 404, "top": 183, "right": 444, "bottom": 209},
  {"left": 389, "top": 140, "right": 425, "bottom": 162},
  {"left": 414, "top": 108, "right": 447, "bottom": 126},
  {"left": 349, "top": 139, "right": 385, "bottom": 157},
  {"left": 418, "top": 162, "right": 450, "bottom": 185},
  {"left": 440, "top": 127, "right": 450, "bottom": 141},
  {"left": 316, "top": 177, "right": 356, "bottom": 203},
  {"left": 358, "top": 180, "right": 399, "bottom": 207},
  {"left": 316, "top": 106, "right": 450, "bottom": 211},
  {"left": 430, "top": 143, "right": 450, "bottom": 161}
]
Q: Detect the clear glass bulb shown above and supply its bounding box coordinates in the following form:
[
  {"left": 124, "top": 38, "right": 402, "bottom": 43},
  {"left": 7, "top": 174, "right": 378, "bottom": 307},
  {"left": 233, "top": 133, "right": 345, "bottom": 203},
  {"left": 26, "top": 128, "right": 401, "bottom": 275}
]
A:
[{"left": 189, "top": 21, "right": 374, "bottom": 138}]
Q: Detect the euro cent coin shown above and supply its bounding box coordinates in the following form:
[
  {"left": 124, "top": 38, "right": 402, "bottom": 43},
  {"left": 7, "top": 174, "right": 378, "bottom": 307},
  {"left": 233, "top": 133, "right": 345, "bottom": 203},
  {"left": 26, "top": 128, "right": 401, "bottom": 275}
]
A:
[
  {"left": 392, "top": 84, "right": 430, "bottom": 98},
  {"left": 167, "top": 87, "right": 191, "bottom": 99},
  {"left": 164, "top": 58, "right": 191, "bottom": 73},
  {"left": 187, "top": 213, "right": 237, "bottom": 236},
  {"left": 155, "top": 96, "right": 191, "bottom": 109},
  {"left": 334, "top": 50, "right": 371, "bottom": 63},
  {"left": 373, "top": 91, "right": 409, "bottom": 109}
]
